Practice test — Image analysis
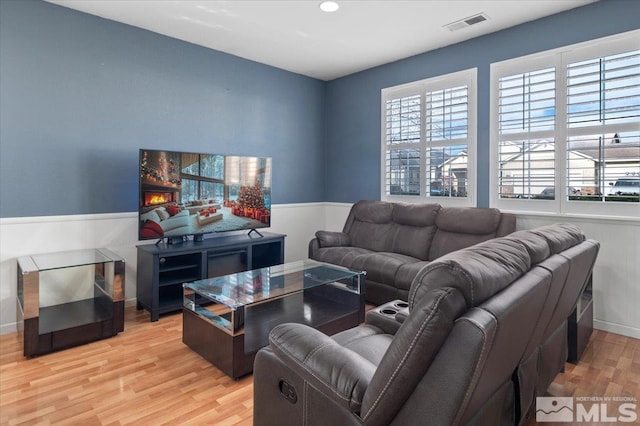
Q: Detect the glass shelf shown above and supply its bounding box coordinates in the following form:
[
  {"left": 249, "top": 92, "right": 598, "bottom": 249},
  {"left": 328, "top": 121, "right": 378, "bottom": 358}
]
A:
[
  {"left": 182, "top": 259, "right": 366, "bottom": 378},
  {"left": 184, "top": 259, "right": 364, "bottom": 340},
  {"left": 19, "top": 248, "right": 123, "bottom": 273},
  {"left": 16, "top": 248, "right": 125, "bottom": 358}
]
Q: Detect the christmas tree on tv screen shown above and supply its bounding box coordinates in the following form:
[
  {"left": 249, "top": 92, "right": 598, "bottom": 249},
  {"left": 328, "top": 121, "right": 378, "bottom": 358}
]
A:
[{"left": 237, "top": 179, "right": 265, "bottom": 210}]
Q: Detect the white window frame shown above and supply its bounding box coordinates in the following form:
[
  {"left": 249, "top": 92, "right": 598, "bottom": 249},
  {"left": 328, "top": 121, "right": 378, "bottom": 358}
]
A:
[
  {"left": 490, "top": 30, "right": 640, "bottom": 219},
  {"left": 381, "top": 68, "right": 477, "bottom": 207}
]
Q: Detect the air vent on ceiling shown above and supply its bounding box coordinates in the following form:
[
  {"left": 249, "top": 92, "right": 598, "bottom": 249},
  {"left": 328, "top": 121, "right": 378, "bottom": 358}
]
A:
[{"left": 445, "top": 13, "right": 489, "bottom": 32}]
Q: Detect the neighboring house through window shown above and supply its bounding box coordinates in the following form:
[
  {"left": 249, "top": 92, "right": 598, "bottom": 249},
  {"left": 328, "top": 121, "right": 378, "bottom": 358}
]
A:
[
  {"left": 381, "top": 68, "right": 477, "bottom": 206},
  {"left": 490, "top": 30, "right": 639, "bottom": 218}
]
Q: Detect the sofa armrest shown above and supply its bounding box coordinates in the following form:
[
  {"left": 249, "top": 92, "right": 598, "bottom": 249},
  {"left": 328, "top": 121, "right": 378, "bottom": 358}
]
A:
[
  {"left": 497, "top": 213, "right": 516, "bottom": 237},
  {"left": 268, "top": 323, "right": 376, "bottom": 413},
  {"left": 309, "top": 238, "right": 321, "bottom": 258},
  {"left": 395, "top": 310, "right": 409, "bottom": 323},
  {"left": 315, "top": 231, "right": 351, "bottom": 248},
  {"left": 365, "top": 300, "right": 410, "bottom": 334},
  {"left": 365, "top": 310, "right": 402, "bottom": 334}
]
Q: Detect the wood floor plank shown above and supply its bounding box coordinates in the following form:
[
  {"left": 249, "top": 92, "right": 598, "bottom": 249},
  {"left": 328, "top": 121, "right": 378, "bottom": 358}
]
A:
[{"left": 1, "top": 307, "right": 638, "bottom": 425}]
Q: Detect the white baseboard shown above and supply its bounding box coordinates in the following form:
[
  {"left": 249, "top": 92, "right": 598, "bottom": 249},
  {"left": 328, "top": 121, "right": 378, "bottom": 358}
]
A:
[
  {"left": 0, "top": 322, "right": 17, "bottom": 335},
  {"left": 594, "top": 319, "right": 640, "bottom": 340}
]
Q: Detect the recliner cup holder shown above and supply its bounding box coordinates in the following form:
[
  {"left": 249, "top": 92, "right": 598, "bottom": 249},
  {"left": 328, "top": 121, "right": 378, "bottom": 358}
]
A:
[
  {"left": 394, "top": 301, "right": 409, "bottom": 309},
  {"left": 380, "top": 308, "right": 397, "bottom": 316}
]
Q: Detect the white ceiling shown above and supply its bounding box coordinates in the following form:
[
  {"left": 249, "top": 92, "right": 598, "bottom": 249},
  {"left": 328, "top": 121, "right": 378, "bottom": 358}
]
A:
[{"left": 45, "top": 0, "right": 597, "bottom": 81}]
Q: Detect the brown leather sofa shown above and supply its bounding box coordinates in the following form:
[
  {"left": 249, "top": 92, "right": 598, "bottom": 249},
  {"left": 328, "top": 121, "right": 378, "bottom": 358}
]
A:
[
  {"left": 309, "top": 200, "right": 516, "bottom": 304},
  {"left": 254, "top": 223, "right": 599, "bottom": 425}
]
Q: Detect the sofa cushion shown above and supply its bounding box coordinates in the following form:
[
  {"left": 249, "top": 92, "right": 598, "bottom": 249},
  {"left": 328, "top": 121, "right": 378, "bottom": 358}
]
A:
[
  {"left": 428, "top": 231, "right": 500, "bottom": 262},
  {"left": 384, "top": 203, "right": 440, "bottom": 260},
  {"left": 428, "top": 207, "right": 504, "bottom": 260},
  {"left": 313, "top": 246, "right": 374, "bottom": 268},
  {"left": 155, "top": 207, "right": 170, "bottom": 221},
  {"left": 529, "top": 223, "right": 585, "bottom": 254},
  {"left": 140, "top": 209, "right": 161, "bottom": 224},
  {"left": 159, "top": 214, "right": 190, "bottom": 232},
  {"left": 316, "top": 231, "right": 351, "bottom": 248},
  {"left": 140, "top": 220, "right": 164, "bottom": 238},
  {"left": 350, "top": 252, "right": 420, "bottom": 288},
  {"left": 352, "top": 200, "right": 394, "bottom": 224},
  {"left": 395, "top": 261, "right": 431, "bottom": 292},
  {"left": 166, "top": 204, "right": 181, "bottom": 216},
  {"left": 504, "top": 230, "right": 550, "bottom": 265},
  {"left": 349, "top": 222, "right": 393, "bottom": 253},
  {"left": 392, "top": 203, "right": 440, "bottom": 227},
  {"left": 436, "top": 207, "right": 502, "bottom": 234},
  {"left": 411, "top": 238, "right": 531, "bottom": 309},
  {"left": 331, "top": 326, "right": 393, "bottom": 366},
  {"left": 388, "top": 224, "right": 437, "bottom": 261},
  {"left": 347, "top": 201, "right": 394, "bottom": 252}
]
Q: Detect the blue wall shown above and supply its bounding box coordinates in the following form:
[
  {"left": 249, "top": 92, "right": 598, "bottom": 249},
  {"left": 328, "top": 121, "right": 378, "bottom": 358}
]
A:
[
  {"left": 0, "top": 0, "right": 325, "bottom": 218},
  {"left": 324, "top": 0, "right": 640, "bottom": 206},
  {"left": 2, "top": 0, "right": 639, "bottom": 218}
]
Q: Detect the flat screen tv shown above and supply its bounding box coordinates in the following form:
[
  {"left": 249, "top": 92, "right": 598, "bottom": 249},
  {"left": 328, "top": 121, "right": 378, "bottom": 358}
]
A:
[{"left": 138, "top": 149, "right": 272, "bottom": 243}]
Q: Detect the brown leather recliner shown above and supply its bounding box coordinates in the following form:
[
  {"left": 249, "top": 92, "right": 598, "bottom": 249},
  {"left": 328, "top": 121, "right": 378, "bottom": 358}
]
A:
[
  {"left": 309, "top": 200, "right": 516, "bottom": 305},
  {"left": 505, "top": 225, "right": 599, "bottom": 423},
  {"left": 254, "top": 224, "right": 598, "bottom": 425}
]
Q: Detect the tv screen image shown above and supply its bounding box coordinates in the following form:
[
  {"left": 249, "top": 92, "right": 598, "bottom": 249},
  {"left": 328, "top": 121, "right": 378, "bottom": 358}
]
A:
[{"left": 138, "top": 149, "right": 272, "bottom": 241}]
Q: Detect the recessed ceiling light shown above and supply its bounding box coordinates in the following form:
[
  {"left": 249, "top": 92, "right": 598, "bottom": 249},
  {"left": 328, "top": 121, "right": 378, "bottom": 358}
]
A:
[{"left": 319, "top": 1, "right": 339, "bottom": 13}]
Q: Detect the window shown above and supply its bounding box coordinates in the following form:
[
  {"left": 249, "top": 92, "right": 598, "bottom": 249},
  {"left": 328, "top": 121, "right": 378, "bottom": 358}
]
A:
[
  {"left": 381, "top": 69, "right": 476, "bottom": 205},
  {"left": 491, "top": 30, "right": 640, "bottom": 217},
  {"left": 180, "top": 155, "right": 272, "bottom": 206},
  {"left": 225, "top": 156, "right": 272, "bottom": 206},
  {"left": 497, "top": 67, "right": 556, "bottom": 201},
  {"left": 180, "top": 154, "right": 225, "bottom": 204}
]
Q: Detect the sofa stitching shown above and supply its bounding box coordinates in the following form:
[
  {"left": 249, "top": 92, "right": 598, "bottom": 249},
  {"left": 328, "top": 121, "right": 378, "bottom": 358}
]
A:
[
  {"left": 408, "top": 264, "right": 432, "bottom": 307},
  {"left": 270, "top": 336, "right": 354, "bottom": 404},
  {"left": 452, "top": 315, "right": 496, "bottom": 426},
  {"left": 303, "top": 381, "right": 308, "bottom": 426},
  {"left": 334, "top": 328, "right": 381, "bottom": 347},
  {"left": 409, "top": 263, "right": 475, "bottom": 308},
  {"left": 362, "top": 288, "right": 456, "bottom": 422},
  {"left": 302, "top": 341, "right": 335, "bottom": 364}
]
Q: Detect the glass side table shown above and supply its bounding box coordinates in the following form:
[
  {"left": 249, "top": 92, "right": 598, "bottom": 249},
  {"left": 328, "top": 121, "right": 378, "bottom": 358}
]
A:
[
  {"left": 17, "top": 248, "right": 125, "bottom": 358},
  {"left": 182, "top": 259, "right": 365, "bottom": 378}
]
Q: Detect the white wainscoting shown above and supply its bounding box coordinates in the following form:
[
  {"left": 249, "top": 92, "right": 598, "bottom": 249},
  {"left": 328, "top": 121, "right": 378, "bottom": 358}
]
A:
[
  {"left": 323, "top": 203, "right": 640, "bottom": 339},
  {"left": 0, "top": 203, "right": 325, "bottom": 335},
  {"left": 3, "top": 203, "right": 638, "bottom": 339},
  {"left": 514, "top": 213, "right": 640, "bottom": 339}
]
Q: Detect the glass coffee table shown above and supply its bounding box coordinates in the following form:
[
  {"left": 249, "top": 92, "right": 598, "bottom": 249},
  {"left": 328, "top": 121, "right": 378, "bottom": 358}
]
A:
[{"left": 182, "top": 260, "right": 365, "bottom": 378}]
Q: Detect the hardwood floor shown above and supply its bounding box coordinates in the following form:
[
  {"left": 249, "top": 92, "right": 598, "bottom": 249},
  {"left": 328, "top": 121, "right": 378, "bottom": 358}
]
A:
[
  {"left": 1, "top": 307, "right": 638, "bottom": 425},
  {"left": 523, "top": 329, "right": 640, "bottom": 425}
]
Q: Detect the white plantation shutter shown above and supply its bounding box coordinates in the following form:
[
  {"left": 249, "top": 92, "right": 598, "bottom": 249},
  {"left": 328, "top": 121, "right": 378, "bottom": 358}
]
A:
[
  {"left": 426, "top": 86, "right": 470, "bottom": 197},
  {"left": 566, "top": 50, "right": 640, "bottom": 200},
  {"left": 492, "top": 30, "right": 640, "bottom": 217},
  {"left": 382, "top": 69, "right": 476, "bottom": 204},
  {"left": 384, "top": 94, "right": 421, "bottom": 196},
  {"left": 499, "top": 68, "right": 556, "bottom": 134},
  {"left": 426, "top": 86, "right": 468, "bottom": 141},
  {"left": 386, "top": 95, "right": 421, "bottom": 144},
  {"left": 497, "top": 68, "right": 556, "bottom": 199},
  {"left": 567, "top": 50, "right": 640, "bottom": 128}
]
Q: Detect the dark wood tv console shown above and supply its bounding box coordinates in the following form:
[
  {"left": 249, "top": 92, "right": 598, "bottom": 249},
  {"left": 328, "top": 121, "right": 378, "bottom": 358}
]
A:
[{"left": 136, "top": 232, "right": 285, "bottom": 321}]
